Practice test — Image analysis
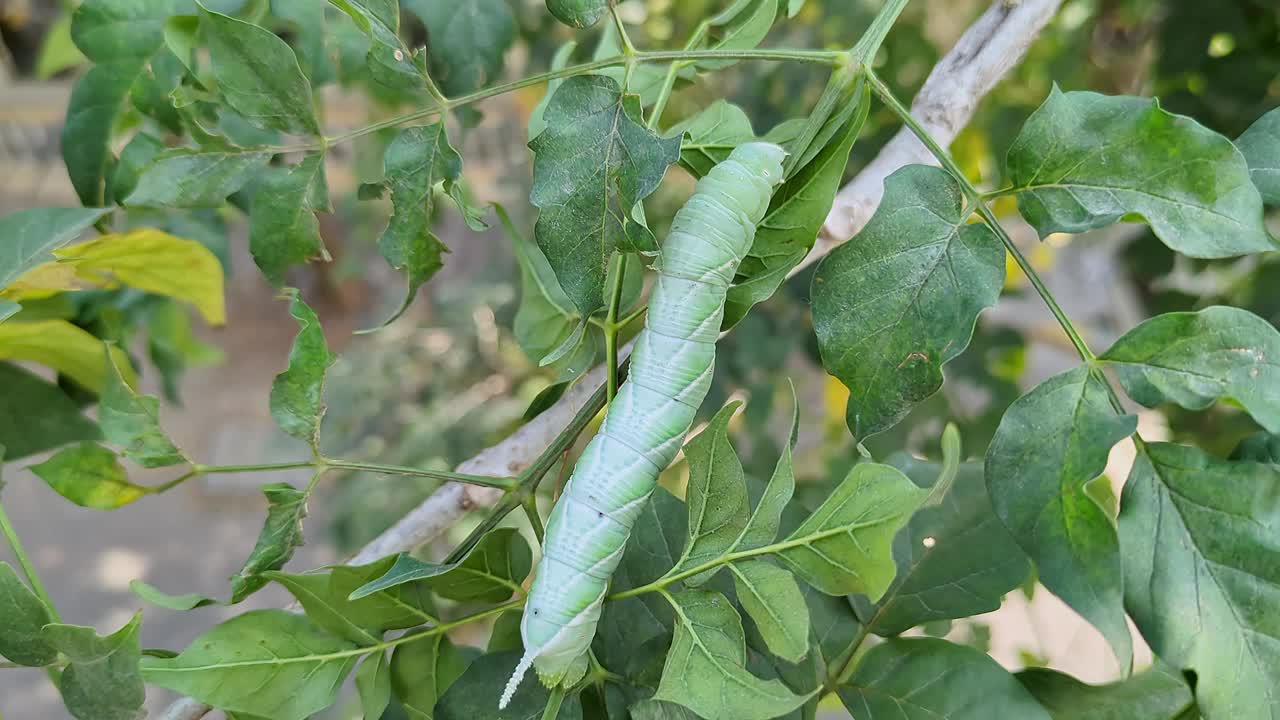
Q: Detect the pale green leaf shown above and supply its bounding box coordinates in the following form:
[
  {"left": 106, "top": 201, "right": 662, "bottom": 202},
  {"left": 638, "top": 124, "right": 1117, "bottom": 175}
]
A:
[
  {"left": 99, "top": 349, "right": 186, "bottom": 468},
  {"left": 653, "top": 589, "right": 809, "bottom": 720},
  {"left": 129, "top": 579, "right": 217, "bottom": 610},
  {"left": 270, "top": 292, "right": 334, "bottom": 445},
  {"left": 672, "top": 402, "right": 750, "bottom": 585},
  {"left": 0, "top": 208, "right": 108, "bottom": 292},
  {"left": 813, "top": 164, "right": 1004, "bottom": 441},
  {"left": 985, "top": 366, "right": 1136, "bottom": 669},
  {"left": 31, "top": 442, "right": 146, "bottom": 509},
  {"left": 1100, "top": 306, "right": 1280, "bottom": 434},
  {"left": 357, "top": 651, "right": 392, "bottom": 720},
  {"left": 1007, "top": 88, "right": 1275, "bottom": 258},
  {"left": 1237, "top": 106, "right": 1280, "bottom": 205},
  {"left": 0, "top": 562, "right": 58, "bottom": 667},
  {"left": 265, "top": 557, "right": 435, "bottom": 644},
  {"left": 670, "top": 100, "right": 756, "bottom": 178},
  {"left": 1119, "top": 442, "right": 1280, "bottom": 720},
  {"left": 730, "top": 559, "right": 809, "bottom": 663},
  {"left": 697, "top": 0, "right": 777, "bottom": 70},
  {"left": 141, "top": 609, "right": 358, "bottom": 720},
  {"left": 351, "top": 527, "right": 531, "bottom": 602}
]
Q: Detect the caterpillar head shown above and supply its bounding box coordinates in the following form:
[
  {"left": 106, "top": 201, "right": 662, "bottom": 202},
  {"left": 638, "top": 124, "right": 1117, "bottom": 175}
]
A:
[{"left": 730, "top": 141, "right": 787, "bottom": 187}]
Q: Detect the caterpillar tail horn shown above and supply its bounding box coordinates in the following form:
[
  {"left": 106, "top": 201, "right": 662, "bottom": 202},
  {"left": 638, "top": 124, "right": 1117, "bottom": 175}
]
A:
[{"left": 500, "top": 649, "right": 536, "bottom": 710}]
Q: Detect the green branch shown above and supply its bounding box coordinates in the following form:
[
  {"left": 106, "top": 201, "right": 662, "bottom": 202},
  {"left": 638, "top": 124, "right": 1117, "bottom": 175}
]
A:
[{"left": 603, "top": 253, "right": 628, "bottom": 404}]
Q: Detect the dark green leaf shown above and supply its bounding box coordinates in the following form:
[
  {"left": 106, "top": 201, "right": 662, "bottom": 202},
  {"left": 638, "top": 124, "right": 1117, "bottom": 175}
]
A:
[
  {"left": 0, "top": 561, "right": 58, "bottom": 666},
  {"left": 670, "top": 100, "right": 755, "bottom": 178},
  {"left": 109, "top": 132, "right": 166, "bottom": 205},
  {"left": 777, "top": 462, "right": 926, "bottom": 599},
  {"left": 62, "top": 61, "right": 145, "bottom": 207},
  {"left": 839, "top": 638, "right": 1050, "bottom": 720},
  {"left": 44, "top": 614, "right": 146, "bottom": 720},
  {"left": 1233, "top": 432, "right": 1280, "bottom": 464},
  {"left": 229, "top": 483, "right": 309, "bottom": 602},
  {"left": 546, "top": 0, "right": 607, "bottom": 28},
  {"left": 372, "top": 123, "right": 466, "bottom": 327},
  {"left": 1119, "top": 442, "right": 1280, "bottom": 720},
  {"left": 488, "top": 610, "right": 524, "bottom": 653},
  {"left": 128, "top": 578, "right": 217, "bottom": 610},
  {"left": 803, "top": 585, "right": 860, "bottom": 673},
  {"left": 0, "top": 208, "right": 108, "bottom": 291},
  {"left": 730, "top": 559, "right": 809, "bottom": 663},
  {"left": 265, "top": 557, "right": 435, "bottom": 643},
  {"left": 270, "top": 292, "right": 334, "bottom": 446},
  {"left": 31, "top": 442, "right": 147, "bottom": 509},
  {"left": 1099, "top": 306, "right": 1280, "bottom": 434},
  {"left": 813, "top": 165, "right": 1004, "bottom": 441},
  {"left": 250, "top": 154, "right": 330, "bottom": 285},
  {"left": 351, "top": 527, "right": 531, "bottom": 602},
  {"left": 141, "top": 609, "right": 358, "bottom": 720},
  {"left": 99, "top": 349, "right": 186, "bottom": 468},
  {"left": 1237, "top": 106, "right": 1280, "bottom": 205},
  {"left": 328, "top": 0, "right": 426, "bottom": 89},
  {"left": 723, "top": 82, "right": 870, "bottom": 328},
  {"left": 125, "top": 146, "right": 273, "bottom": 208},
  {"left": 392, "top": 634, "right": 471, "bottom": 720},
  {"left": 529, "top": 74, "right": 681, "bottom": 315},
  {"left": 1007, "top": 88, "right": 1274, "bottom": 258},
  {"left": 854, "top": 456, "right": 1029, "bottom": 636},
  {"left": 1017, "top": 663, "right": 1195, "bottom": 720},
  {"left": 406, "top": 0, "right": 515, "bottom": 96},
  {"left": 357, "top": 651, "right": 392, "bottom": 720},
  {"left": 199, "top": 3, "right": 321, "bottom": 136},
  {"left": 985, "top": 366, "right": 1136, "bottom": 669},
  {"left": 71, "top": 0, "right": 181, "bottom": 61},
  {"left": 0, "top": 363, "right": 100, "bottom": 461},
  {"left": 653, "top": 589, "right": 808, "bottom": 720}
]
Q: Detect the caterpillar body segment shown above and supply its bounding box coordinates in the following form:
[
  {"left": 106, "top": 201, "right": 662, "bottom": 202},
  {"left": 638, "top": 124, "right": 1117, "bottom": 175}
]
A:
[{"left": 502, "top": 142, "right": 786, "bottom": 708}]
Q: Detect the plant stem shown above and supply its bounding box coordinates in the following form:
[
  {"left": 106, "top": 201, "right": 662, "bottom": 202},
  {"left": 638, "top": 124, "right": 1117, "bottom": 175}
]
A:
[
  {"left": 0, "top": 501, "right": 58, "bottom": 621},
  {"left": 646, "top": 17, "right": 713, "bottom": 129},
  {"left": 603, "top": 253, "right": 628, "bottom": 404},
  {"left": 541, "top": 686, "right": 567, "bottom": 720},
  {"left": 850, "top": 0, "right": 908, "bottom": 64},
  {"left": 191, "top": 460, "right": 316, "bottom": 475},
  {"left": 522, "top": 495, "right": 545, "bottom": 543},
  {"left": 321, "top": 459, "right": 516, "bottom": 490}
]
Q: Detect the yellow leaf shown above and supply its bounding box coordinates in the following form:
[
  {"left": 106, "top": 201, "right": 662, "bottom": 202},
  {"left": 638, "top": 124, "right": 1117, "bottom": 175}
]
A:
[
  {"left": 0, "top": 261, "right": 87, "bottom": 301},
  {"left": 56, "top": 229, "right": 226, "bottom": 325},
  {"left": 0, "top": 320, "right": 136, "bottom": 393}
]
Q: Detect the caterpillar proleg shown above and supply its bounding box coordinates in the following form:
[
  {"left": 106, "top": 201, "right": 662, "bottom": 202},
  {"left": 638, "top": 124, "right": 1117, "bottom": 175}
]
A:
[{"left": 502, "top": 141, "right": 786, "bottom": 708}]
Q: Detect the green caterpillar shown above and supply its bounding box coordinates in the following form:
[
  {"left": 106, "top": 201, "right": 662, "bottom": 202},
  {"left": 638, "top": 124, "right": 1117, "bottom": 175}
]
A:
[{"left": 502, "top": 142, "right": 786, "bottom": 707}]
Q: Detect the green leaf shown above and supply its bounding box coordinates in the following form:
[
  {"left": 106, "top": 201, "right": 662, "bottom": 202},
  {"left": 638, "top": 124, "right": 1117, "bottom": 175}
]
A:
[
  {"left": 985, "top": 366, "right": 1136, "bottom": 670},
  {"left": 803, "top": 584, "right": 860, "bottom": 673},
  {"left": 141, "top": 609, "right": 359, "bottom": 720},
  {"left": 250, "top": 154, "right": 331, "bottom": 285},
  {"left": 813, "top": 165, "right": 1004, "bottom": 441},
  {"left": 672, "top": 403, "right": 750, "bottom": 584},
  {"left": 199, "top": 3, "right": 321, "bottom": 136},
  {"left": 670, "top": 100, "right": 756, "bottom": 178},
  {"left": 500, "top": 203, "right": 595, "bottom": 378},
  {"left": 406, "top": 0, "right": 515, "bottom": 96},
  {"left": 371, "top": 123, "right": 467, "bottom": 328},
  {"left": 438, "top": 649, "right": 579, "bottom": 720},
  {"left": 1017, "top": 663, "right": 1195, "bottom": 720},
  {"left": 1099, "top": 306, "right": 1280, "bottom": 434},
  {"left": 265, "top": 557, "right": 435, "bottom": 644},
  {"left": 529, "top": 74, "right": 681, "bottom": 315},
  {"left": 0, "top": 362, "right": 100, "bottom": 461},
  {"left": 393, "top": 634, "right": 471, "bottom": 720},
  {"left": 31, "top": 442, "right": 147, "bottom": 509},
  {"left": 229, "top": 483, "right": 309, "bottom": 602},
  {"left": 71, "top": 0, "right": 180, "bottom": 61},
  {"left": 1237, "top": 106, "right": 1280, "bottom": 205},
  {"left": 527, "top": 41, "right": 577, "bottom": 141},
  {"left": 653, "top": 589, "right": 809, "bottom": 720},
  {"left": 838, "top": 638, "right": 1051, "bottom": 720},
  {"left": 730, "top": 559, "right": 809, "bottom": 663},
  {"left": 1119, "top": 442, "right": 1280, "bottom": 720},
  {"left": 697, "top": 0, "right": 777, "bottom": 71},
  {"left": 128, "top": 578, "right": 217, "bottom": 610},
  {"left": 62, "top": 61, "right": 145, "bottom": 207},
  {"left": 776, "top": 462, "right": 927, "bottom": 599},
  {"left": 1007, "top": 87, "right": 1275, "bottom": 258},
  {"left": 99, "top": 349, "right": 186, "bottom": 468},
  {"left": 270, "top": 292, "right": 334, "bottom": 446},
  {"left": 108, "top": 133, "right": 166, "bottom": 205},
  {"left": 328, "top": 0, "right": 427, "bottom": 89},
  {"left": 352, "top": 527, "right": 532, "bottom": 602},
  {"left": 35, "top": 11, "right": 84, "bottom": 79},
  {"left": 0, "top": 561, "right": 58, "bottom": 667},
  {"left": 1233, "top": 432, "right": 1280, "bottom": 465},
  {"left": 357, "top": 651, "right": 392, "bottom": 720},
  {"left": 0, "top": 208, "right": 108, "bottom": 292},
  {"left": 44, "top": 614, "right": 146, "bottom": 720},
  {"left": 545, "top": 0, "right": 607, "bottom": 28},
  {"left": 852, "top": 456, "right": 1029, "bottom": 636},
  {"left": 723, "top": 81, "right": 870, "bottom": 328},
  {"left": 125, "top": 146, "right": 273, "bottom": 208}
]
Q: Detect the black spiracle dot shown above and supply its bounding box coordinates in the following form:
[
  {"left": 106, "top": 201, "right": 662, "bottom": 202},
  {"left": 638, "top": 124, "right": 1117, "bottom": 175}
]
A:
[{"left": 532, "top": 608, "right": 539, "bottom": 615}]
